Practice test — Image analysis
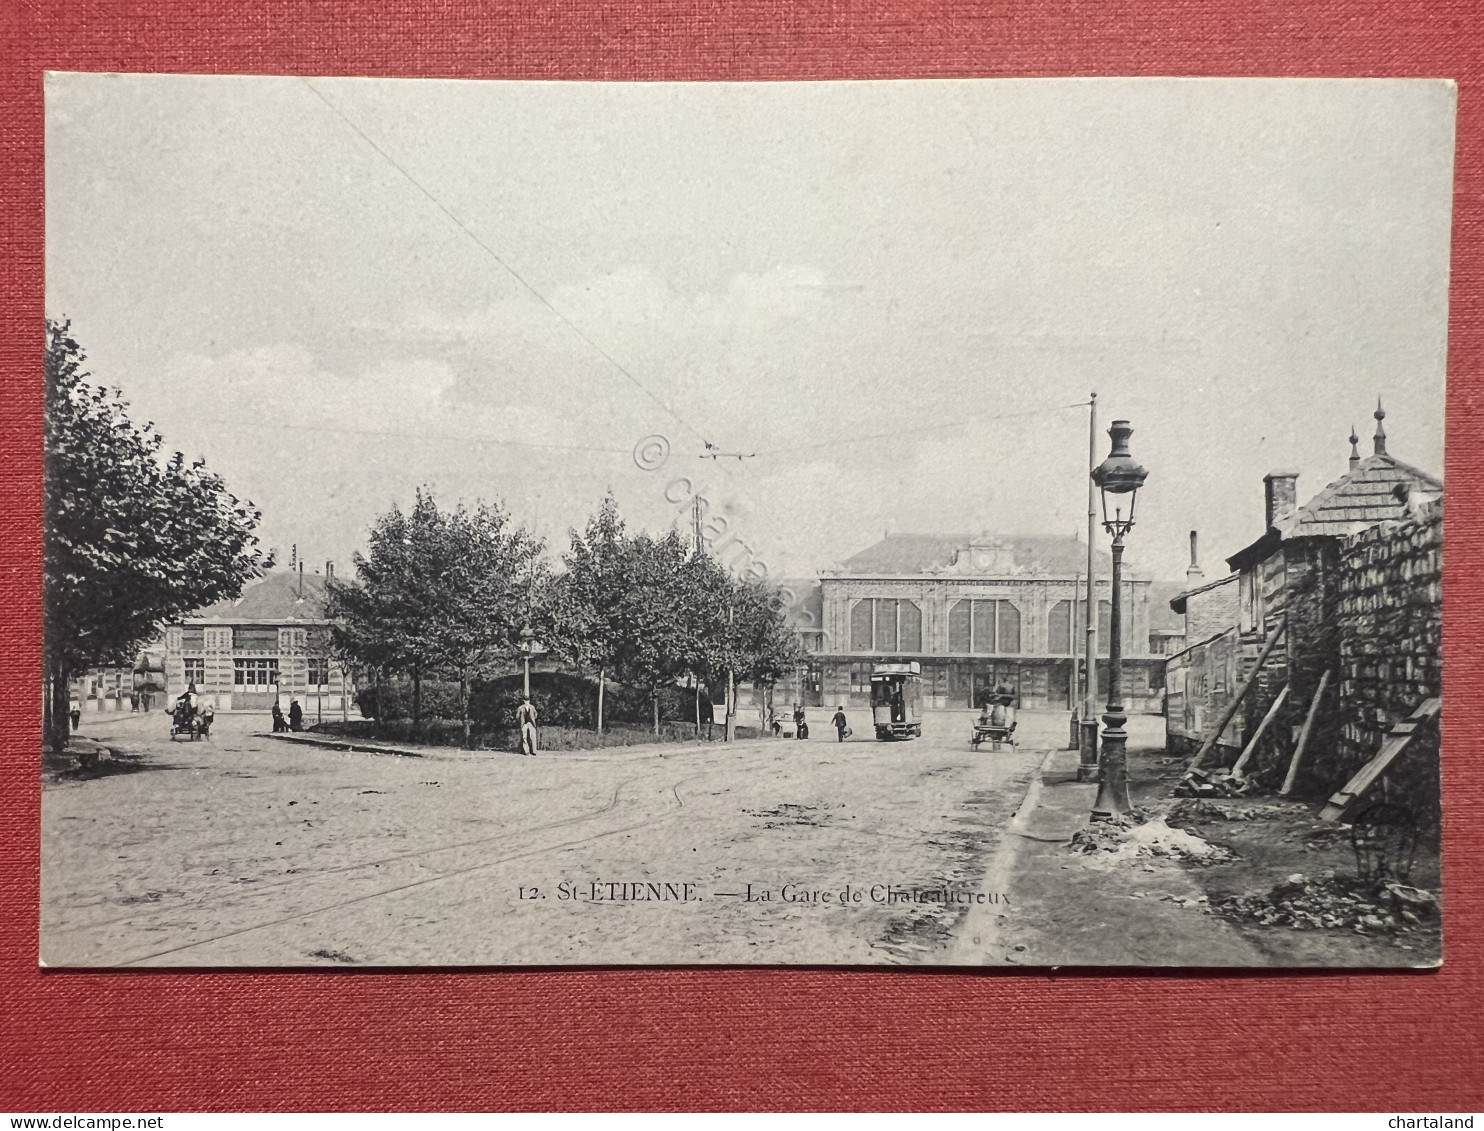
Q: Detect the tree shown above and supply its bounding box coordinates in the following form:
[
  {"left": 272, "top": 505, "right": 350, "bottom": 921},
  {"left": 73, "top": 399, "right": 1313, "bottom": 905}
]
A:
[
  {"left": 610, "top": 530, "right": 693, "bottom": 734},
  {"left": 327, "top": 489, "right": 542, "bottom": 743},
  {"left": 43, "top": 319, "right": 269, "bottom": 751},
  {"left": 546, "top": 494, "right": 629, "bottom": 732}
]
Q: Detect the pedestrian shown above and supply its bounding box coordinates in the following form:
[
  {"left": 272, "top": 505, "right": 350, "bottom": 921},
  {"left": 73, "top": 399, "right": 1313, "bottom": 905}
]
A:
[
  {"left": 699, "top": 693, "right": 714, "bottom": 741},
  {"left": 271, "top": 701, "right": 286, "bottom": 733},
  {"left": 199, "top": 701, "right": 215, "bottom": 738},
  {"left": 516, "top": 696, "right": 538, "bottom": 756},
  {"left": 793, "top": 703, "right": 808, "bottom": 740},
  {"left": 69, "top": 706, "right": 81, "bottom": 731},
  {"left": 832, "top": 704, "right": 848, "bottom": 742},
  {"left": 288, "top": 698, "right": 304, "bottom": 732}
]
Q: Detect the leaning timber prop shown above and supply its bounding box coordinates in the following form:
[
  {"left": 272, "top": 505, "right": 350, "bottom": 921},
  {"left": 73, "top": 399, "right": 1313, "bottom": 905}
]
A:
[
  {"left": 1279, "top": 669, "right": 1332, "bottom": 796},
  {"left": 1181, "top": 615, "right": 1286, "bottom": 785},
  {"left": 1318, "top": 698, "right": 1440, "bottom": 821},
  {"left": 1227, "top": 682, "right": 1290, "bottom": 782}
]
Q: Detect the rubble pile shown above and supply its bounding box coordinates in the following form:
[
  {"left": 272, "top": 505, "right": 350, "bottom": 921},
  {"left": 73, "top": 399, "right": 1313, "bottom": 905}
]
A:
[
  {"left": 1215, "top": 872, "right": 1438, "bottom": 934},
  {"left": 1069, "top": 813, "right": 1236, "bottom": 868},
  {"left": 1173, "top": 768, "right": 1267, "bottom": 798},
  {"left": 1168, "top": 798, "right": 1284, "bottom": 825}
]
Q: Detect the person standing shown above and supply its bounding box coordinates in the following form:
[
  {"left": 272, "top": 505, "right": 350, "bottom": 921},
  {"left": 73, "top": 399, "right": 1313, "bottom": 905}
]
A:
[
  {"left": 794, "top": 703, "right": 808, "bottom": 740},
  {"left": 516, "top": 697, "right": 538, "bottom": 756},
  {"left": 832, "top": 705, "right": 848, "bottom": 742},
  {"left": 271, "top": 701, "right": 286, "bottom": 733},
  {"left": 288, "top": 698, "right": 304, "bottom": 732},
  {"left": 699, "top": 693, "right": 714, "bottom": 741}
]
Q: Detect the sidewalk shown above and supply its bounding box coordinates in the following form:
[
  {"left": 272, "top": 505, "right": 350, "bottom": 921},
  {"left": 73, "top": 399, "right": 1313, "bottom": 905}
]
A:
[
  {"left": 954, "top": 737, "right": 1441, "bottom": 968},
  {"left": 955, "top": 746, "right": 1267, "bottom": 967}
]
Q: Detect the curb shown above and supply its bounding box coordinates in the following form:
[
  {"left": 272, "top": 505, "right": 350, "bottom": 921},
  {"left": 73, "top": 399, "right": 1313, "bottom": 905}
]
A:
[{"left": 262, "top": 732, "right": 427, "bottom": 758}]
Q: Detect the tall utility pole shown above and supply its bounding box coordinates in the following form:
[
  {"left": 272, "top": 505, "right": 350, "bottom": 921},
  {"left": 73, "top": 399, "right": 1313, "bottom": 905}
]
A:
[
  {"left": 1069, "top": 571, "right": 1083, "bottom": 749},
  {"left": 1079, "top": 392, "right": 1101, "bottom": 781},
  {"left": 725, "top": 604, "right": 736, "bottom": 742}
]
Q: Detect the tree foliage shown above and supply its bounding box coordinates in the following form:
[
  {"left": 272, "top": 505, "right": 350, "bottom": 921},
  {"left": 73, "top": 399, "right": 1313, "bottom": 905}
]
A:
[
  {"left": 545, "top": 495, "right": 801, "bottom": 733},
  {"left": 43, "top": 319, "right": 268, "bottom": 747},
  {"left": 327, "top": 488, "right": 544, "bottom": 736}
]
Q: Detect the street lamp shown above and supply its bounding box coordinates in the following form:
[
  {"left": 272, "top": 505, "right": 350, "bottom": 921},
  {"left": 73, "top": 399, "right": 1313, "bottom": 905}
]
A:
[{"left": 1089, "top": 419, "right": 1148, "bottom": 821}]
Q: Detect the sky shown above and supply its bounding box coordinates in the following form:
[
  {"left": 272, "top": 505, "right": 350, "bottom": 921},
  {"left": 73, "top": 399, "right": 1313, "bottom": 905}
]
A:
[{"left": 44, "top": 74, "right": 1455, "bottom": 585}]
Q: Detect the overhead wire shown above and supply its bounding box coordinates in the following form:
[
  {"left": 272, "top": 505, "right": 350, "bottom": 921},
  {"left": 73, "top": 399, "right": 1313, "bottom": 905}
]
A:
[
  {"left": 301, "top": 79, "right": 712, "bottom": 449},
  {"left": 752, "top": 399, "right": 1086, "bottom": 458}
]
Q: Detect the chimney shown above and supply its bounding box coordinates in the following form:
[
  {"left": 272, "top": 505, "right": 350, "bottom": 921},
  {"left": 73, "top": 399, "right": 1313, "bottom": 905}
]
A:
[
  {"left": 1186, "top": 530, "right": 1204, "bottom": 586},
  {"left": 1264, "top": 471, "right": 1300, "bottom": 528},
  {"left": 1349, "top": 425, "right": 1361, "bottom": 471},
  {"left": 298, "top": 560, "right": 304, "bottom": 598},
  {"left": 1373, "top": 397, "right": 1388, "bottom": 456}
]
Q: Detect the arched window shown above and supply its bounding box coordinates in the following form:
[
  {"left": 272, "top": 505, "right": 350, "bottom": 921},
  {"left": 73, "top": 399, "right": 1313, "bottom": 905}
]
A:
[
  {"left": 949, "top": 599, "right": 1021, "bottom": 654},
  {"left": 972, "top": 601, "right": 996, "bottom": 655},
  {"left": 899, "top": 601, "right": 922, "bottom": 652},
  {"left": 1048, "top": 600, "right": 1072, "bottom": 654},
  {"left": 851, "top": 599, "right": 923, "bottom": 653},
  {"left": 872, "top": 599, "right": 897, "bottom": 651},
  {"left": 949, "top": 600, "right": 971, "bottom": 652},
  {"left": 851, "top": 601, "right": 873, "bottom": 652},
  {"left": 997, "top": 601, "right": 1021, "bottom": 654}
]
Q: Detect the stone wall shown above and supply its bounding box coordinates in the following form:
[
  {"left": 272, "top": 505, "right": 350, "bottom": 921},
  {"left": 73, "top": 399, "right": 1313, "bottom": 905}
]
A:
[{"left": 1324, "top": 500, "right": 1442, "bottom": 819}]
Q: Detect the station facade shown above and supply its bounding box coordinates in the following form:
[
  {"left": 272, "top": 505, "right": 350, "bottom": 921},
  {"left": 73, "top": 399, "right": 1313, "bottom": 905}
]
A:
[{"left": 798, "top": 533, "right": 1174, "bottom": 711}]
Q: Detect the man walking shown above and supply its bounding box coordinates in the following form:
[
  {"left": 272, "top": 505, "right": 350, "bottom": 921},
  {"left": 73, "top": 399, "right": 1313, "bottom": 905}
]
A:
[
  {"left": 832, "top": 704, "right": 848, "bottom": 742},
  {"left": 517, "top": 696, "right": 538, "bottom": 756}
]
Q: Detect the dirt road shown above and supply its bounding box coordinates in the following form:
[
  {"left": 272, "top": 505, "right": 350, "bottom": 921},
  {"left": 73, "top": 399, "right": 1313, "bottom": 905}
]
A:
[{"left": 42, "top": 709, "right": 1050, "bottom": 967}]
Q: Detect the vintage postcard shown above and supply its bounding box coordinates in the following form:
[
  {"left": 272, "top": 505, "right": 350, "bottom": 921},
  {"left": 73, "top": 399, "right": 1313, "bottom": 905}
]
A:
[{"left": 40, "top": 74, "right": 1452, "bottom": 967}]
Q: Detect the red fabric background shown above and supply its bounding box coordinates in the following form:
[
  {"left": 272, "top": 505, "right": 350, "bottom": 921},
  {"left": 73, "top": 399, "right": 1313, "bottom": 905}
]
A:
[{"left": 3, "top": 1, "right": 1481, "bottom": 1113}]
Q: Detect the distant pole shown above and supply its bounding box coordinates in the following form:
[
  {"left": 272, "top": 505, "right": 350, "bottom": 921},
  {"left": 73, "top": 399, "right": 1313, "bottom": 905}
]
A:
[
  {"left": 1069, "top": 570, "right": 1083, "bottom": 749},
  {"left": 725, "top": 605, "right": 736, "bottom": 742},
  {"left": 1079, "top": 392, "right": 1101, "bottom": 780}
]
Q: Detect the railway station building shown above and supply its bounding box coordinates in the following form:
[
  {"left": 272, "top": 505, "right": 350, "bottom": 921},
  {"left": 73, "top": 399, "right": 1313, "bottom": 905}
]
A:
[{"left": 800, "top": 533, "right": 1178, "bottom": 712}]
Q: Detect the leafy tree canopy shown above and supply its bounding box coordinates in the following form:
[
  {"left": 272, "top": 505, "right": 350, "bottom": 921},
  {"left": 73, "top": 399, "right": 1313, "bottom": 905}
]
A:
[{"left": 44, "top": 319, "right": 269, "bottom": 679}]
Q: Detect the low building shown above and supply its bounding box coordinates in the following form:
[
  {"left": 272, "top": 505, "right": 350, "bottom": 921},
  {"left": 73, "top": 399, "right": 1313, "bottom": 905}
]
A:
[
  {"left": 1165, "top": 532, "right": 1243, "bottom": 754},
  {"left": 811, "top": 532, "right": 1167, "bottom": 711},
  {"left": 1170, "top": 405, "right": 1442, "bottom": 779},
  {"left": 161, "top": 567, "right": 354, "bottom": 717}
]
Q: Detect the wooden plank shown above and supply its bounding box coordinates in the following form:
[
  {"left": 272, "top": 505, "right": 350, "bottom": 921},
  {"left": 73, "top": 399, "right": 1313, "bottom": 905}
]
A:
[
  {"left": 1229, "top": 682, "right": 1289, "bottom": 779},
  {"left": 1319, "top": 698, "right": 1441, "bottom": 820},
  {"left": 1186, "top": 615, "right": 1286, "bottom": 774},
  {"left": 1280, "top": 669, "right": 1331, "bottom": 796}
]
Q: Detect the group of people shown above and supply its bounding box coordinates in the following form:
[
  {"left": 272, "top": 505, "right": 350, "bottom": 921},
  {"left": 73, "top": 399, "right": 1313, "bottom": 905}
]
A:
[
  {"left": 977, "top": 686, "right": 1018, "bottom": 732},
  {"left": 172, "top": 683, "right": 216, "bottom": 737},
  {"left": 783, "top": 704, "right": 850, "bottom": 742},
  {"left": 270, "top": 699, "right": 305, "bottom": 732}
]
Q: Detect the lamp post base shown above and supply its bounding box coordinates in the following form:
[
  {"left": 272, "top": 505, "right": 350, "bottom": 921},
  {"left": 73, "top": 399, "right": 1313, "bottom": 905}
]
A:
[
  {"left": 1077, "top": 718, "right": 1100, "bottom": 781},
  {"left": 1090, "top": 710, "right": 1131, "bottom": 820}
]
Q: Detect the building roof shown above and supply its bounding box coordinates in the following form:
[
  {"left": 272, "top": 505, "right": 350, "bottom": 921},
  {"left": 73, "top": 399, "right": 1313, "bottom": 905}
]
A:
[
  {"left": 183, "top": 570, "right": 332, "bottom": 625},
  {"left": 833, "top": 533, "right": 1117, "bottom": 578},
  {"left": 1168, "top": 572, "right": 1239, "bottom": 615},
  {"left": 1227, "top": 449, "right": 1442, "bottom": 571},
  {"left": 1276, "top": 453, "right": 1441, "bottom": 538}
]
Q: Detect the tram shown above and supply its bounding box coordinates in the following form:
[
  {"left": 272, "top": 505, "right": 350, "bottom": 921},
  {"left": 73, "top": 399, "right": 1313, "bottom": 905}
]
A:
[{"left": 870, "top": 661, "right": 923, "bottom": 740}]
